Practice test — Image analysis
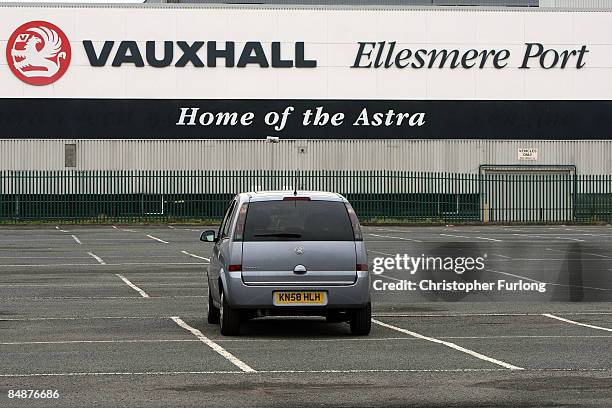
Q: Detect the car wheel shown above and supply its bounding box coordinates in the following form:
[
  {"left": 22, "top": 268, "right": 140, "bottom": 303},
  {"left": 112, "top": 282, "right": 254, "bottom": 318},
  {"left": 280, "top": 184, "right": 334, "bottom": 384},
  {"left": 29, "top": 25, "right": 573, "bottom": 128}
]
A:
[
  {"left": 349, "top": 302, "right": 371, "bottom": 335},
  {"left": 219, "top": 291, "right": 241, "bottom": 336},
  {"left": 207, "top": 288, "right": 220, "bottom": 324}
]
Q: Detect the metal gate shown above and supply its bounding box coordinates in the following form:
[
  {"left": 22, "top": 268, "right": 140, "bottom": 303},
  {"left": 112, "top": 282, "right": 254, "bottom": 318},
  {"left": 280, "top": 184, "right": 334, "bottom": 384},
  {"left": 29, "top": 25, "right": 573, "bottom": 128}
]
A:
[{"left": 480, "top": 165, "right": 575, "bottom": 223}]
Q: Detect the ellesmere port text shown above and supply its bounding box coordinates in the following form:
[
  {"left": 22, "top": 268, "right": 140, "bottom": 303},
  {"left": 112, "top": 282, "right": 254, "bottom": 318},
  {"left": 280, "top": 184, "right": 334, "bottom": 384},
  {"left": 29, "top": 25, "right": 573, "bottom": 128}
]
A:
[{"left": 352, "top": 42, "right": 588, "bottom": 70}]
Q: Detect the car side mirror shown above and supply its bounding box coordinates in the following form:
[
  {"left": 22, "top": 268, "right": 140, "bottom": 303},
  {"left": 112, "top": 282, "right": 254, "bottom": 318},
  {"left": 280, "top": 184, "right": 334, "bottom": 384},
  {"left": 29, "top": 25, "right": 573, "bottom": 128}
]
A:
[{"left": 200, "top": 230, "right": 217, "bottom": 242}]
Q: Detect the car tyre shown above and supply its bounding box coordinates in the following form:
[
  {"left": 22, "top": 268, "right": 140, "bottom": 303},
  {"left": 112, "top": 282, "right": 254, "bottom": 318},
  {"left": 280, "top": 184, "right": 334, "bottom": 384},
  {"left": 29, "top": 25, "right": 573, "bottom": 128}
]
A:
[
  {"left": 220, "top": 291, "right": 241, "bottom": 336},
  {"left": 207, "top": 288, "right": 220, "bottom": 324},
  {"left": 350, "top": 301, "right": 371, "bottom": 335}
]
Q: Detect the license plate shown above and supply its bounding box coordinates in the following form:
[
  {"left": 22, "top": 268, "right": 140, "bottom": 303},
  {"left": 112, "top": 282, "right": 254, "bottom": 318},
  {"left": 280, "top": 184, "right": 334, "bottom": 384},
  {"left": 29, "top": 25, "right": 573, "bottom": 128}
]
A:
[{"left": 273, "top": 291, "right": 327, "bottom": 306}]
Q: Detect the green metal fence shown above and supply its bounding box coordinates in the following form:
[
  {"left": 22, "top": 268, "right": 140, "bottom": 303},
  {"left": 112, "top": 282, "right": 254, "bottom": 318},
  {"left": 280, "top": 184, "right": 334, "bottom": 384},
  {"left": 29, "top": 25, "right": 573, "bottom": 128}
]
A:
[{"left": 0, "top": 170, "right": 611, "bottom": 223}]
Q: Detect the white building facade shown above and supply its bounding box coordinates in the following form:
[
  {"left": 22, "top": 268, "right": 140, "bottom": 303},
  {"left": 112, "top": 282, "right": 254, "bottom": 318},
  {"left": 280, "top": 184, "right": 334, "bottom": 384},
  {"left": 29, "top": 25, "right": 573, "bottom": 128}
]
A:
[{"left": 1, "top": 4, "right": 612, "bottom": 174}]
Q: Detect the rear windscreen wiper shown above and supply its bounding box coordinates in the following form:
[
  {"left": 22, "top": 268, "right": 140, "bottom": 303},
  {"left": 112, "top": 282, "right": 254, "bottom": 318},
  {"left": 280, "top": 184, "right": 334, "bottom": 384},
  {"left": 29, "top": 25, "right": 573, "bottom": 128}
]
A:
[{"left": 253, "top": 232, "right": 302, "bottom": 238}]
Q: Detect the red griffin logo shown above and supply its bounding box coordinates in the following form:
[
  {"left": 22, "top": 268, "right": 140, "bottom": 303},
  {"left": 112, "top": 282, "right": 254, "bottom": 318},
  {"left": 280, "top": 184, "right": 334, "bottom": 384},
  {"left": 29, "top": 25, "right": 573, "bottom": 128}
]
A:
[{"left": 6, "top": 21, "right": 71, "bottom": 86}]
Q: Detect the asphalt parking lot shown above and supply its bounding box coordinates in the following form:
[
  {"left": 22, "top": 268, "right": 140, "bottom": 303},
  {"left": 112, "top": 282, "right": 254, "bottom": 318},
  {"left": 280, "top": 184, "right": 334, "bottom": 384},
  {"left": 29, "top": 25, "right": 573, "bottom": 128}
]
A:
[{"left": 0, "top": 224, "right": 610, "bottom": 407}]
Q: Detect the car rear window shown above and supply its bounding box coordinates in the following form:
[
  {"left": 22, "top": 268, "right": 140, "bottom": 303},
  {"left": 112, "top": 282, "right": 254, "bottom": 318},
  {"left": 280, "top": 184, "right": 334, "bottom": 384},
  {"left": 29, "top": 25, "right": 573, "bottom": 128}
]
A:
[{"left": 243, "top": 200, "right": 354, "bottom": 241}]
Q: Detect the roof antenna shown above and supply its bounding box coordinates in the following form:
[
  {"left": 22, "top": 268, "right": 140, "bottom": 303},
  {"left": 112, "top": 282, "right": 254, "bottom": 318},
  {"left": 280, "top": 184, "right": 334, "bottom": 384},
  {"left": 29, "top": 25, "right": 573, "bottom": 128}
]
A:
[{"left": 294, "top": 142, "right": 299, "bottom": 196}]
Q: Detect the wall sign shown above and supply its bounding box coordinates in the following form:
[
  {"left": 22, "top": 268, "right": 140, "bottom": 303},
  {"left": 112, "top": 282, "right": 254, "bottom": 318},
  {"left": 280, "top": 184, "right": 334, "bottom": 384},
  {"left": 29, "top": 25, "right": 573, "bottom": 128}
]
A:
[
  {"left": 351, "top": 42, "right": 588, "bottom": 70},
  {"left": 1, "top": 99, "right": 611, "bottom": 140},
  {"left": 518, "top": 148, "right": 538, "bottom": 161},
  {"left": 6, "top": 20, "right": 72, "bottom": 86},
  {"left": 1, "top": 9, "right": 611, "bottom": 102},
  {"left": 2, "top": 8, "right": 612, "bottom": 142}
]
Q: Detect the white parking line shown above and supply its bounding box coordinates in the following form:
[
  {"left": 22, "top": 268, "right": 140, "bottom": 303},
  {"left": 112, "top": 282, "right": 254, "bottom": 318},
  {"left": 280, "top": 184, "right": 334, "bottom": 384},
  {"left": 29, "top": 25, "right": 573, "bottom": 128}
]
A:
[
  {"left": 0, "top": 369, "right": 501, "bottom": 379},
  {"left": 4, "top": 312, "right": 610, "bottom": 322},
  {"left": 0, "top": 256, "right": 92, "bottom": 259},
  {"left": 378, "top": 274, "right": 403, "bottom": 283},
  {"left": 0, "top": 262, "right": 206, "bottom": 267},
  {"left": 440, "top": 233, "right": 472, "bottom": 240},
  {"left": 0, "top": 339, "right": 199, "bottom": 345},
  {"left": 0, "top": 335, "right": 609, "bottom": 346},
  {"left": 0, "top": 371, "right": 243, "bottom": 378},
  {"left": 3, "top": 283, "right": 132, "bottom": 287},
  {"left": 375, "top": 313, "right": 535, "bottom": 317},
  {"left": 494, "top": 254, "right": 512, "bottom": 259},
  {"left": 146, "top": 234, "right": 169, "bottom": 244},
  {"left": 181, "top": 250, "right": 210, "bottom": 262},
  {"left": 440, "top": 233, "right": 502, "bottom": 242},
  {"left": 372, "top": 228, "right": 423, "bottom": 235},
  {"left": 33, "top": 335, "right": 612, "bottom": 346},
  {"left": 503, "top": 228, "right": 526, "bottom": 233},
  {"left": 371, "top": 319, "right": 523, "bottom": 370},
  {"left": 546, "top": 247, "right": 612, "bottom": 259},
  {"left": 515, "top": 234, "right": 584, "bottom": 242},
  {"left": 71, "top": 235, "right": 82, "bottom": 245},
  {"left": 442, "top": 335, "right": 612, "bottom": 339},
  {"left": 368, "top": 250, "right": 395, "bottom": 257},
  {"left": 2, "top": 282, "right": 204, "bottom": 288},
  {"left": 56, "top": 226, "right": 68, "bottom": 233},
  {"left": 0, "top": 295, "right": 204, "bottom": 300},
  {"left": 374, "top": 312, "right": 612, "bottom": 317},
  {"left": 2, "top": 367, "right": 609, "bottom": 378},
  {"left": 511, "top": 258, "right": 604, "bottom": 261},
  {"left": 260, "top": 368, "right": 604, "bottom": 374},
  {"left": 87, "top": 252, "right": 106, "bottom": 265},
  {"left": 475, "top": 236, "right": 502, "bottom": 242},
  {"left": 0, "top": 316, "right": 173, "bottom": 321},
  {"left": 112, "top": 225, "right": 136, "bottom": 232},
  {"left": 542, "top": 314, "right": 612, "bottom": 332},
  {"left": 106, "top": 274, "right": 203, "bottom": 278},
  {"left": 215, "top": 334, "right": 612, "bottom": 341},
  {"left": 62, "top": 238, "right": 149, "bottom": 242},
  {"left": 368, "top": 233, "right": 422, "bottom": 243},
  {"left": 115, "top": 274, "right": 149, "bottom": 298},
  {"left": 171, "top": 317, "right": 256, "bottom": 373},
  {"left": 484, "top": 268, "right": 545, "bottom": 284},
  {"left": 111, "top": 262, "right": 206, "bottom": 266}
]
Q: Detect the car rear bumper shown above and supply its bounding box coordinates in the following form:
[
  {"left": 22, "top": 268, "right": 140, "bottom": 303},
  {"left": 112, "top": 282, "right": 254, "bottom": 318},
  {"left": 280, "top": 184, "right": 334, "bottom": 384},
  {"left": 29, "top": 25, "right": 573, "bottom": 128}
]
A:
[{"left": 223, "top": 271, "right": 371, "bottom": 309}]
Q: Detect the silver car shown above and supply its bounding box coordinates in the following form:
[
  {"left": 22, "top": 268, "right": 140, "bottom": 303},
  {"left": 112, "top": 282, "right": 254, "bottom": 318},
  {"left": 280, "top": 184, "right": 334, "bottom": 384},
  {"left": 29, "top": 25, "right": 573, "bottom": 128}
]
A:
[{"left": 201, "top": 191, "right": 371, "bottom": 336}]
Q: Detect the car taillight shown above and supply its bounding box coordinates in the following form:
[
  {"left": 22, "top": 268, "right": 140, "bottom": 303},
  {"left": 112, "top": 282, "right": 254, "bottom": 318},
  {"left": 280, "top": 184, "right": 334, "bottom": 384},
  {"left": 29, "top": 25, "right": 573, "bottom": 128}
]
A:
[
  {"left": 356, "top": 263, "right": 368, "bottom": 271},
  {"left": 228, "top": 264, "right": 242, "bottom": 272},
  {"left": 233, "top": 203, "right": 249, "bottom": 241},
  {"left": 345, "top": 202, "right": 363, "bottom": 241}
]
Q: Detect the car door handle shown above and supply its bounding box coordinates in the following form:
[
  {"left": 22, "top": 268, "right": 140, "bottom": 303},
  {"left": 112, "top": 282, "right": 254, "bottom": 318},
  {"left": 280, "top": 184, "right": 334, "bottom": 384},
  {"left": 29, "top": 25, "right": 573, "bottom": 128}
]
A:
[{"left": 293, "top": 264, "right": 307, "bottom": 275}]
